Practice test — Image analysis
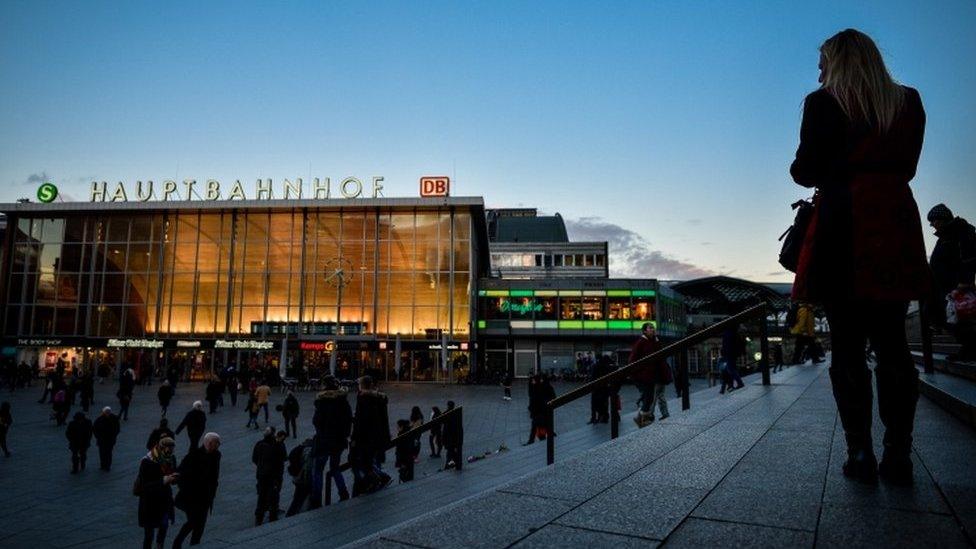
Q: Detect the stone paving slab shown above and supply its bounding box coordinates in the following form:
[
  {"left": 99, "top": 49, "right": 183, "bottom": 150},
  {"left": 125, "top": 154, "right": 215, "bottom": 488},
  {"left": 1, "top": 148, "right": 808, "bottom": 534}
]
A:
[
  {"left": 514, "top": 524, "right": 656, "bottom": 548},
  {"left": 815, "top": 504, "right": 970, "bottom": 548},
  {"left": 664, "top": 518, "right": 815, "bottom": 548}
]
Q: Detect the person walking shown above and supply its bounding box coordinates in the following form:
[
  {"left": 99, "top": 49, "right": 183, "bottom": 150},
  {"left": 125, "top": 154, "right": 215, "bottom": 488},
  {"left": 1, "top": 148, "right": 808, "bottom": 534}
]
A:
[
  {"left": 157, "top": 381, "right": 174, "bottom": 418},
  {"left": 309, "top": 377, "right": 352, "bottom": 508},
  {"left": 523, "top": 375, "right": 545, "bottom": 445},
  {"left": 719, "top": 325, "right": 746, "bottom": 393},
  {"left": 791, "top": 29, "right": 929, "bottom": 484},
  {"left": 254, "top": 380, "right": 272, "bottom": 424},
  {"left": 118, "top": 368, "right": 136, "bottom": 421},
  {"left": 790, "top": 302, "right": 818, "bottom": 364},
  {"left": 172, "top": 432, "right": 222, "bottom": 548},
  {"left": 281, "top": 390, "right": 300, "bottom": 439},
  {"left": 205, "top": 380, "right": 221, "bottom": 415},
  {"left": 245, "top": 392, "right": 260, "bottom": 429},
  {"left": 428, "top": 406, "right": 443, "bottom": 457},
  {"left": 927, "top": 203, "right": 976, "bottom": 359},
  {"left": 252, "top": 428, "right": 288, "bottom": 525},
  {"left": 629, "top": 323, "right": 672, "bottom": 427},
  {"left": 224, "top": 366, "right": 239, "bottom": 407},
  {"left": 92, "top": 406, "right": 121, "bottom": 471},
  {"left": 175, "top": 401, "right": 207, "bottom": 451},
  {"left": 0, "top": 401, "right": 12, "bottom": 457},
  {"left": 136, "top": 437, "right": 178, "bottom": 549},
  {"left": 79, "top": 372, "right": 95, "bottom": 413},
  {"left": 409, "top": 406, "right": 424, "bottom": 462},
  {"left": 286, "top": 437, "right": 315, "bottom": 516},
  {"left": 146, "top": 418, "right": 175, "bottom": 451},
  {"left": 394, "top": 419, "right": 415, "bottom": 482},
  {"left": 53, "top": 386, "right": 70, "bottom": 426},
  {"left": 349, "top": 376, "right": 391, "bottom": 495},
  {"left": 442, "top": 400, "right": 464, "bottom": 470},
  {"left": 501, "top": 373, "right": 513, "bottom": 401},
  {"left": 66, "top": 411, "right": 93, "bottom": 473}
]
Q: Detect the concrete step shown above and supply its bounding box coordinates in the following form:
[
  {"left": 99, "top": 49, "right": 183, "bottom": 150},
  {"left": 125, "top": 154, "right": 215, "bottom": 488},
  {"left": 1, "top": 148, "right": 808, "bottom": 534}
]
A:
[
  {"left": 220, "top": 366, "right": 815, "bottom": 548},
  {"left": 912, "top": 351, "right": 976, "bottom": 382},
  {"left": 910, "top": 341, "right": 963, "bottom": 356},
  {"left": 917, "top": 367, "right": 976, "bottom": 429}
]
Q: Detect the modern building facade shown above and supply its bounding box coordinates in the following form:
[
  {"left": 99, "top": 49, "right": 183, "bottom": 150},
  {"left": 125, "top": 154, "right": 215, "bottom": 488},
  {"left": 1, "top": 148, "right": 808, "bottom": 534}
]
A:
[
  {"left": 0, "top": 197, "right": 488, "bottom": 382},
  {"left": 486, "top": 209, "right": 608, "bottom": 279}
]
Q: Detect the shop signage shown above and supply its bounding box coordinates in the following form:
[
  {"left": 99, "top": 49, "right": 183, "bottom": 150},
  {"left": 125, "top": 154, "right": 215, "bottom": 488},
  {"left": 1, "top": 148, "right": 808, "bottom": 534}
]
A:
[
  {"left": 500, "top": 299, "right": 543, "bottom": 316},
  {"left": 89, "top": 177, "right": 386, "bottom": 202},
  {"left": 176, "top": 340, "right": 201, "bottom": 348},
  {"left": 299, "top": 341, "right": 336, "bottom": 352},
  {"left": 37, "top": 183, "right": 59, "bottom": 203},
  {"left": 419, "top": 176, "right": 450, "bottom": 197},
  {"left": 17, "top": 338, "right": 63, "bottom": 346},
  {"left": 107, "top": 338, "right": 164, "bottom": 349},
  {"left": 427, "top": 343, "right": 461, "bottom": 350},
  {"left": 215, "top": 339, "right": 274, "bottom": 350}
]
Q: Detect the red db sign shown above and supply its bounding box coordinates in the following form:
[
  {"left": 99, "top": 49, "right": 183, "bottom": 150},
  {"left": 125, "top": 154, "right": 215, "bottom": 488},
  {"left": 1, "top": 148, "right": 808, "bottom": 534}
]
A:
[{"left": 420, "top": 176, "right": 450, "bottom": 197}]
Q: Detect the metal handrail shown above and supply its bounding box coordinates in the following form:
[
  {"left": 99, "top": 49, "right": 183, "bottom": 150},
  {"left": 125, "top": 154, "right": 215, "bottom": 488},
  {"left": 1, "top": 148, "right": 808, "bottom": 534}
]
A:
[
  {"left": 545, "top": 303, "right": 770, "bottom": 465},
  {"left": 324, "top": 404, "right": 463, "bottom": 505}
]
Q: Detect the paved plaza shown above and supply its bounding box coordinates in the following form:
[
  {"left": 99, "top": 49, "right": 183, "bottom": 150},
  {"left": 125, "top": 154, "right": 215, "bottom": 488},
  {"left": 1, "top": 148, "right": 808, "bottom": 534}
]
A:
[{"left": 0, "top": 373, "right": 700, "bottom": 548}]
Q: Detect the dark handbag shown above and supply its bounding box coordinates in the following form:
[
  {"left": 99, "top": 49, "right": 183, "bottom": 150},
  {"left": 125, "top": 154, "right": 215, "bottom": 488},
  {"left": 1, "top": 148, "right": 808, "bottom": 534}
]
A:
[{"left": 778, "top": 197, "right": 815, "bottom": 272}]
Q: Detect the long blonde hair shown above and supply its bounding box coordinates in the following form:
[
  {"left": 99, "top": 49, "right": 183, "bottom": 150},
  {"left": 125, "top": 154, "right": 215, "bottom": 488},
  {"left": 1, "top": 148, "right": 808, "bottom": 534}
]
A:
[{"left": 819, "top": 29, "right": 905, "bottom": 132}]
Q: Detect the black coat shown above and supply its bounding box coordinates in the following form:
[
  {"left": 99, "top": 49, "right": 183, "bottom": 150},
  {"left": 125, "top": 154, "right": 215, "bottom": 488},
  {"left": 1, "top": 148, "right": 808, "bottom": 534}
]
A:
[
  {"left": 441, "top": 408, "right": 463, "bottom": 448},
  {"left": 137, "top": 457, "right": 175, "bottom": 527},
  {"left": 175, "top": 447, "right": 221, "bottom": 512},
  {"left": 252, "top": 435, "right": 287, "bottom": 479},
  {"left": 146, "top": 427, "right": 175, "bottom": 451},
  {"left": 93, "top": 413, "right": 121, "bottom": 447},
  {"left": 312, "top": 390, "right": 353, "bottom": 456},
  {"left": 176, "top": 409, "right": 206, "bottom": 438},
  {"left": 119, "top": 372, "right": 135, "bottom": 397},
  {"left": 351, "top": 390, "right": 390, "bottom": 455},
  {"left": 66, "top": 417, "right": 93, "bottom": 450},
  {"left": 282, "top": 394, "right": 300, "bottom": 419},
  {"left": 931, "top": 216, "right": 976, "bottom": 297},
  {"left": 157, "top": 385, "right": 174, "bottom": 407}
]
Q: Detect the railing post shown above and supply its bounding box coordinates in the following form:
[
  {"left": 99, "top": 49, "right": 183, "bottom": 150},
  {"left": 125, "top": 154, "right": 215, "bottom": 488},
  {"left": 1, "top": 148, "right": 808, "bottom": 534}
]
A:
[
  {"left": 457, "top": 406, "right": 464, "bottom": 471},
  {"left": 546, "top": 407, "right": 555, "bottom": 465},
  {"left": 678, "top": 350, "right": 690, "bottom": 411},
  {"left": 759, "top": 306, "right": 771, "bottom": 386},
  {"left": 919, "top": 300, "right": 935, "bottom": 374}
]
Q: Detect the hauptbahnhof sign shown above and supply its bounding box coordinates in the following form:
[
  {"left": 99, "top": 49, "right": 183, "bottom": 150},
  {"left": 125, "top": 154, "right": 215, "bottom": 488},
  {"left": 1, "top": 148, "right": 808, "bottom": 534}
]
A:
[{"left": 89, "top": 177, "right": 388, "bottom": 202}]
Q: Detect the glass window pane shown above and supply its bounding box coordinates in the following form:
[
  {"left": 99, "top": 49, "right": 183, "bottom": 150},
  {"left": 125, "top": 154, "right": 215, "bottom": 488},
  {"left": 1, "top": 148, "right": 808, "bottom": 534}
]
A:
[
  {"left": 166, "top": 306, "right": 193, "bottom": 334},
  {"left": 453, "top": 212, "right": 471, "bottom": 240},
  {"left": 126, "top": 272, "right": 151, "bottom": 306},
  {"left": 608, "top": 298, "right": 631, "bottom": 319},
  {"left": 560, "top": 298, "right": 581, "bottom": 320},
  {"left": 41, "top": 218, "right": 65, "bottom": 243},
  {"left": 632, "top": 299, "right": 653, "bottom": 320},
  {"left": 64, "top": 217, "right": 86, "bottom": 243},
  {"left": 388, "top": 306, "right": 412, "bottom": 335},
  {"left": 126, "top": 243, "right": 151, "bottom": 272},
  {"left": 38, "top": 243, "right": 62, "bottom": 274},
  {"left": 170, "top": 273, "right": 196, "bottom": 304},
  {"left": 582, "top": 297, "right": 604, "bottom": 320}
]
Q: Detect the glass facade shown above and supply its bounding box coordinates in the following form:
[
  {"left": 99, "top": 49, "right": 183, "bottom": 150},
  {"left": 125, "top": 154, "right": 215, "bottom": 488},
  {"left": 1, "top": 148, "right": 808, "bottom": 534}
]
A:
[{"left": 3, "top": 207, "right": 474, "bottom": 341}]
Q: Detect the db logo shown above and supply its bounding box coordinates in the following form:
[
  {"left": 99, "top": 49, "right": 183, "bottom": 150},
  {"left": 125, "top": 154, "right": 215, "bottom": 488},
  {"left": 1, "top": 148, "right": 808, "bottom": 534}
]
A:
[{"left": 420, "top": 176, "right": 450, "bottom": 197}]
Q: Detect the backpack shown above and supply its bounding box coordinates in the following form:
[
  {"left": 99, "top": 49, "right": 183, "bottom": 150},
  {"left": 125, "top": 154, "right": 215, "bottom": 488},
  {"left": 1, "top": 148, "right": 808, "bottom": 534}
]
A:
[
  {"left": 287, "top": 444, "right": 307, "bottom": 478},
  {"left": 53, "top": 390, "right": 66, "bottom": 404},
  {"left": 778, "top": 198, "right": 815, "bottom": 273}
]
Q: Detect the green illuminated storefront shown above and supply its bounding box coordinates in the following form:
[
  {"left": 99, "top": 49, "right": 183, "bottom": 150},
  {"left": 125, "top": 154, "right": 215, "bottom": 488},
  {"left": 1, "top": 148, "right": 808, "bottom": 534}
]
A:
[{"left": 477, "top": 279, "right": 686, "bottom": 378}]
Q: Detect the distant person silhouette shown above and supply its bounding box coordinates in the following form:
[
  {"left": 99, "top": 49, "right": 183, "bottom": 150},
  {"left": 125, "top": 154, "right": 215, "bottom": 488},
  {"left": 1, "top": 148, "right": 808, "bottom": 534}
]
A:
[{"left": 791, "top": 29, "right": 927, "bottom": 485}]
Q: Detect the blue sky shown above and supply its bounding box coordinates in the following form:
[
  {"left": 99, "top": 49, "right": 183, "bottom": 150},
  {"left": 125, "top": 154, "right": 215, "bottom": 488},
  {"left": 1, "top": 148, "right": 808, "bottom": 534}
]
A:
[{"left": 2, "top": 1, "right": 974, "bottom": 281}]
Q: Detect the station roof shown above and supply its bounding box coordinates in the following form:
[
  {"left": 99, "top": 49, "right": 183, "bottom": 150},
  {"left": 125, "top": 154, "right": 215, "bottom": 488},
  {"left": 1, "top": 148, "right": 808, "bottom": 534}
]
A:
[
  {"left": 490, "top": 213, "right": 568, "bottom": 243},
  {"left": 671, "top": 276, "right": 792, "bottom": 314}
]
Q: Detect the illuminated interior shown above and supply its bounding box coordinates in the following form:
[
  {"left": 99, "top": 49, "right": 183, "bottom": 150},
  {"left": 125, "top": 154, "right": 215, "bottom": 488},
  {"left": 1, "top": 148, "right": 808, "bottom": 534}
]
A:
[{"left": 5, "top": 209, "right": 473, "bottom": 339}]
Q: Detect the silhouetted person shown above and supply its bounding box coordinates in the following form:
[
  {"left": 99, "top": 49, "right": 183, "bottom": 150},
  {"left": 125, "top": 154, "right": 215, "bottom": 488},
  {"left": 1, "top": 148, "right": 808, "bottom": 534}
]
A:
[
  {"left": 588, "top": 355, "right": 612, "bottom": 423},
  {"left": 137, "top": 437, "right": 178, "bottom": 549},
  {"left": 92, "top": 406, "right": 121, "bottom": 471},
  {"left": 349, "top": 376, "right": 391, "bottom": 495},
  {"left": 175, "top": 401, "right": 207, "bottom": 450},
  {"left": 252, "top": 428, "right": 287, "bottom": 525},
  {"left": 791, "top": 29, "right": 928, "bottom": 485},
  {"left": 117, "top": 368, "right": 135, "bottom": 421},
  {"left": 286, "top": 437, "right": 315, "bottom": 516},
  {"left": 147, "top": 418, "right": 175, "bottom": 452},
  {"left": 629, "top": 323, "right": 672, "bottom": 426},
  {"left": 927, "top": 204, "right": 976, "bottom": 359},
  {"left": 0, "top": 401, "right": 12, "bottom": 457},
  {"left": 173, "top": 432, "right": 222, "bottom": 548},
  {"left": 309, "top": 376, "right": 352, "bottom": 508},
  {"left": 428, "top": 406, "right": 443, "bottom": 457},
  {"left": 66, "top": 411, "right": 93, "bottom": 473},
  {"left": 442, "top": 400, "right": 464, "bottom": 470},
  {"left": 158, "top": 380, "right": 174, "bottom": 417},
  {"left": 281, "top": 391, "right": 300, "bottom": 439}
]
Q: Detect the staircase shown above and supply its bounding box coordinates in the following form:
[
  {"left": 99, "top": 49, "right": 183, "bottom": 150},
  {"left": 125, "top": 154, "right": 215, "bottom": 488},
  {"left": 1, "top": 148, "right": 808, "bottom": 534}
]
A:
[{"left": 909, "top": 326, "right": 976, "bottom": 429}]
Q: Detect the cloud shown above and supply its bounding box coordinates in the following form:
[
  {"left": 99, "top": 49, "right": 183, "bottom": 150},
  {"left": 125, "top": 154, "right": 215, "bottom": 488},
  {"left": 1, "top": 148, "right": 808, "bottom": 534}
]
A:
[
  {"left": 686, "top": 218, "right": 702, "bottom": 225},
  {"left": 564, "top": 217, "right": 715, "bottom": 280},
  {"left": 22, "top": 172, "right": 50, "bottom": 185}
]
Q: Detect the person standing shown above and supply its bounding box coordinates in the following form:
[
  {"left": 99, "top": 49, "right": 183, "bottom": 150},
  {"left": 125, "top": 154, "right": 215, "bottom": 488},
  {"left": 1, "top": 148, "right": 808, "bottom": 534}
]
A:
[
  {"left": 79, "top": 372, "right": 95, "bottom": 413},
  {"left": 175, "top": 401, "right": 207, "bottom": 450},
  {"left": 223, "top": 366, "right": 239, "bottom": 407},
  {"left": 205, "top": 380, "right": 221, "bottom": 415},
  {"left": 523, "top": 375, "right": 546, "bottom": 445},
  {"left": 927, "top": 204, "right": 976, "bottom": 359},
  {"left": 136, "top": 437, "right": 178, "bottom": 549},
  {"left": 791, "top": 29, "right": 929, "bottom": 484},
  {"left": 588, "top": 355, "right": 612, "bottom": 424},
  {"left": 720, "top": 325, "right": 746, "bottom": 393},
  {"left": 252, "top": 428, "right": 288, "bottom": 525},
  {"left": 428, "top": 406, "right": 443, "bottom": 457},
  {"left": 146, "top": 418, "right": 175, "bottom": 451},
  {"left": 66, "top": 411, "right": 93, "bottom": 473},
  {"left": 172, "top": 432, "right": 222, "bottom": 548},
  {"left": 92, "top": 406, "right": 121, "bottom": 471},
  {"left": 157, "top": 381, "right": 174, "bottom": 418},
  {"left": 501, "top": 373, "right": 513, "bottom": 401},
  {"left": 629, "top": 323, "right": 672, "bottom": 427},
  {"left": 118, "top": 368, "right": 136, "bottom": 421},
  {"left": 310, "top": 377, "right": 353, "bottom": 508},
  {"left": 394, "top": 420, "right": 415, "bottom": 482},
  {"left": 0, "top": 401, "right": 12, "bottom": 457},
  {"left": 442, "top": 400, "right": 464, "bottom": 470},
  {"left": 349, "top": 376, "right": 391, "bottom": 495},
  {"left": 409, "top": 406, "right": 424, "bottom": 462},
  {"left": 281, "top": 390, "right": 300, "bottom": 439}
]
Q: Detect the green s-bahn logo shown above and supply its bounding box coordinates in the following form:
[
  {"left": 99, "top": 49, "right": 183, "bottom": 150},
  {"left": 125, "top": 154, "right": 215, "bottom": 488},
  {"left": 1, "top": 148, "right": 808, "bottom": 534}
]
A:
[{"left": 37, "top": 182, "right": 58, "bottom": 203}]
